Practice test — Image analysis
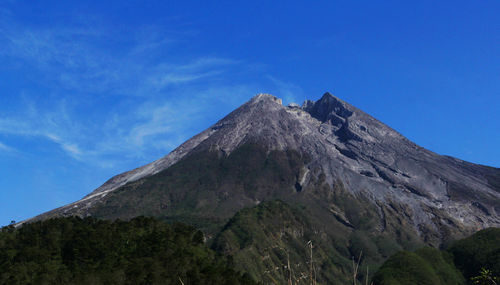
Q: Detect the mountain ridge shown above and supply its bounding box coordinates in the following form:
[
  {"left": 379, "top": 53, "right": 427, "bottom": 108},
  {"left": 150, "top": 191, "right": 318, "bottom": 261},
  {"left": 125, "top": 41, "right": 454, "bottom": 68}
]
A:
[{"left": 22, "top": 93, "right": 500, "bottom": 238}]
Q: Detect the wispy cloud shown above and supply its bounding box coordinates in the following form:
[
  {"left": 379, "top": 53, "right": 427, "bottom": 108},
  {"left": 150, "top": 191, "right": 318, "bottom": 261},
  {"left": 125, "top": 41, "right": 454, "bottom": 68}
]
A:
[
  {"left": 0, "top": 16, "right": 239, "bottom": 97},
  {"left": 45, "top": 134, "right": 83, "bottom": 158},
  {"left": 0, "top": 8, "right": 291, "bottom": 170},
  {"left": 90, "top": 84, "right": 254, "bottom": 162},
  {"left": 0, "top": 103, "right": 85, "bottom": 160},
  {"left": 0, "top": 83, "right": 254, "bottom": 168},
  {"left": 0, "top": 10, "right": 252, "bottom": 164},
  {"left": 0, "top": 141, "right": 15, "bottom": 153},
  {"left": 144, "top": 58, "right": 238, "bottom": 91}
]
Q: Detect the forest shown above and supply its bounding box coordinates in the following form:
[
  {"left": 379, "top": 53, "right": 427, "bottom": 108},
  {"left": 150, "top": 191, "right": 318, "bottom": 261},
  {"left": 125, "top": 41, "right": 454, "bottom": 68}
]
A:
[
  {"left": 0, "top": 217, "right": 255, "bottom": 285},
  {"left": 0, "top": 215, "right": 498, "bottom": 284}
]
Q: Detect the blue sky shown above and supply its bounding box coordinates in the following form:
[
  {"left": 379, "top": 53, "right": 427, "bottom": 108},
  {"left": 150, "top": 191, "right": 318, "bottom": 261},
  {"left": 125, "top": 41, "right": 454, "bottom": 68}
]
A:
[{"left": 0, "top": 1, "right": 499, "bottom": 226}]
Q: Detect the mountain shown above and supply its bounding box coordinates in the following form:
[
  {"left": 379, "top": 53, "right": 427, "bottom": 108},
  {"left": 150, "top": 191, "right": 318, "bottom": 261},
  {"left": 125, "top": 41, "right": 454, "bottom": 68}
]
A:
[{"left": 22, "top": 93, "right": 500, "bottom": 282}]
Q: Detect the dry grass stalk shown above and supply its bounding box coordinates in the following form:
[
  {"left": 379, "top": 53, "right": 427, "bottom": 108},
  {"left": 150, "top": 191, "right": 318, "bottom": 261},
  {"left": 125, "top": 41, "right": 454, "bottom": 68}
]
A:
[{"left": 352, "top": 250, "right": 363, "bottom": 285}]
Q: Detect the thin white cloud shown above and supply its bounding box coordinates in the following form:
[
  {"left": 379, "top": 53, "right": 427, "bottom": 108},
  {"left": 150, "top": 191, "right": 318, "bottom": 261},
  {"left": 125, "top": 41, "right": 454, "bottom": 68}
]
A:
[
  {"left": 0, "top": 17, "right": 247, "bottom": 162},
  {"left": 92, "top": 84, "right": 254, "bottom": 159},
  {"left": 176, "top": 57, "right": 239, "bottom": 71},
  {"left": 0, "top": 141, "right": 15, "bottom": 153},
  {"left": 0, "top": 20, "right": 239, "bottom": 97},
  {"left": 129, "top": 37, "right": 176, "bottom": 56},
  {"left": 0, "top": 83, "right": 254, "bottom": 167},
  {"left": 44, "top": 134, "right": 83, "bottom": 159},
  {"left": 0, "top": 11, "right": 288, "bottom": 170},
  {"left": 61, "top": 143, "right": 83, "bottom": 157},
  {"left": 142, "top": 57, "right": 239, "bottom": 92},
  {"left": 151, "top": 70, "right": 220, "bottom": 87}
]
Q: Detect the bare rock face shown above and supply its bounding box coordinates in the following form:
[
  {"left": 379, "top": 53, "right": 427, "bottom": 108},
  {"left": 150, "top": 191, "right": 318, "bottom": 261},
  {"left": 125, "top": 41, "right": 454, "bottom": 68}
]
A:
[{"left": 23, "top": 93, "right": 500, "bottom": 240}]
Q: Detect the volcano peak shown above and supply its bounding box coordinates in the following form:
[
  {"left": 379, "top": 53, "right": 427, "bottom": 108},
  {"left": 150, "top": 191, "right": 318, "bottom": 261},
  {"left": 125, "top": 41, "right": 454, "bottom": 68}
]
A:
[{"left": 250, "top": 93, "right": 283, "bottom": 105}]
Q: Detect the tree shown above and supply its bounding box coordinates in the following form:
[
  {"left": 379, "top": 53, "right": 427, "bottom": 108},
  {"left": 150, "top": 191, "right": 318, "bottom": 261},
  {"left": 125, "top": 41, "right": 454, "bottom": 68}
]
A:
[{"left": 471, "top": 268, "right": 498, "bottom": 285}]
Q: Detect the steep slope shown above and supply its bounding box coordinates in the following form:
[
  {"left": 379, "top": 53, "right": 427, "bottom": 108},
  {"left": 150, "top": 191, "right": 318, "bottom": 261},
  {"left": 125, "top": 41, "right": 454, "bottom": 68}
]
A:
[
  {"left": 28, "top": 93, "right": 500, "bottom": 239},
  {"left": 212, "top": 200, "right": 423, "bottom": 284}
]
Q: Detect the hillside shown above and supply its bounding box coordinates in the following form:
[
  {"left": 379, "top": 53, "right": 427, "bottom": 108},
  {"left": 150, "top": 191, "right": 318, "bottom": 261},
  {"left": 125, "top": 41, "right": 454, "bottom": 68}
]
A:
[
  {"left": 211, "top": 200, "right": 421, "bottom": 284},
  {"left": 373, "top": 227, "right": 500, "bottom": 285}
]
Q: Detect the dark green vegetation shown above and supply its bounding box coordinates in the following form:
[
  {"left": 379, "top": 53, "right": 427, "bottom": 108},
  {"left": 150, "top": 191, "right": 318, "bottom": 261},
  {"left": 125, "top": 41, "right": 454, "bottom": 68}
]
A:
[
  {"left": 448, "top": 227, "right": 500, "bottom": 282},
  {"left": 212, "top": 200, "right": 424, "bottom": 284},
  {"left": 3, "top": 212, "right": 497, "bottom": 285},
  {"left": 0, "top": 217, "right": 255, "bottom": 285},
  {"left": 372, "top": 228, "right": 500, "bottom": 285},
  {"left": 212, "top": 200, "right": 343, "bottom": 284},
  {"left": 372, "top": 248, "right": 464, "bottom": 285}
]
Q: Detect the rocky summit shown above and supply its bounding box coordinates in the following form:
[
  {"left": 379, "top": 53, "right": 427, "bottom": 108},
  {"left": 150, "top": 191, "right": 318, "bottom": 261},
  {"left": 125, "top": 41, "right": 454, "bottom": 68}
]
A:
[{"left": 23, "top": 92, "right": 500, "bottom": 283}]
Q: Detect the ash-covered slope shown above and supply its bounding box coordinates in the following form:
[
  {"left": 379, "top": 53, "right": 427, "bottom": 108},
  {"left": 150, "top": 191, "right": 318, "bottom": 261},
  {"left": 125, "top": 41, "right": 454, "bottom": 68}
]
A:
[{"left": 26, "top": 93, "right": 500, "bottom": 237}]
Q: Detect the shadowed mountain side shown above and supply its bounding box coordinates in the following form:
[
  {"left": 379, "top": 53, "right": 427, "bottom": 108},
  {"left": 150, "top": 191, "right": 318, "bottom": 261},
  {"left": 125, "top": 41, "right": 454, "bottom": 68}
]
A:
[{"left": 86, "top": 143, "right": 311, "bottom": 234}]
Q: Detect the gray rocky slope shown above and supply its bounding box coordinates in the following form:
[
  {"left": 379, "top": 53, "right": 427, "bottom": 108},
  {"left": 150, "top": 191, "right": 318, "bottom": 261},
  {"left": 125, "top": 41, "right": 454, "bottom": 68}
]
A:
[{"left": 24, "top": 93, "right": 500, "bottom": 234}]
